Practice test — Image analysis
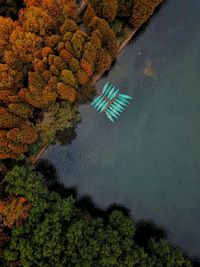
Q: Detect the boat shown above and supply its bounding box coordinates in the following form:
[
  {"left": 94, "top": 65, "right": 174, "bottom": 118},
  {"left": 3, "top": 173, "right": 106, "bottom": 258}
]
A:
[{"left": 91, "top": 81, "right": 133, "bottom": 122}]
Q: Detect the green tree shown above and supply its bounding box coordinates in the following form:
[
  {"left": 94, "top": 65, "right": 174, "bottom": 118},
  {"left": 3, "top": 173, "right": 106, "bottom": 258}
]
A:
[
  {"left": 2, "top": 165, "right": 193, "bottom": 267},
  {"left": 36, "top": 101, "right": 79, "bottom": 144}
]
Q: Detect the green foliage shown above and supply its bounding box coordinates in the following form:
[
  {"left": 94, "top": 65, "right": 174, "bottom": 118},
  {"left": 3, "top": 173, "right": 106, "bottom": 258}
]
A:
[
  {"left": 148, "top": 239, "right": 193, "bottom": 267},
  {"left": 27, "top": 139, "right": 44, "bottom": 158},
  {"left": 2, "top": 165, "right": 193, "bottom": 267},
  {"left": 5, "top": 165, "right": 48, "bottom": 202},
  {"left": 36, "top": 101, "right": 80, "bottom": 144}
]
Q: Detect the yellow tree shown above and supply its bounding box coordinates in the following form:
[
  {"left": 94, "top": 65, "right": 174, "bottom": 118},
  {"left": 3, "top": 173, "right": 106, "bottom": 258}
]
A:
[
  {"left": 6, "top": 121, "right": 38, "bottom": 145},
  {"left": 102, "top": 0, "right": 119, "bottom": 23},
  {"left": 0, "top": 17, "right": 16, "bottom": 58},
  {"left": 19, "top": 6, "right": 54, "bottom": 36}
]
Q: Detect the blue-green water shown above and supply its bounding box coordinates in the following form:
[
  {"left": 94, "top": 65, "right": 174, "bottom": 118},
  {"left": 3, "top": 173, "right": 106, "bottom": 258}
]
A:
[{"left": 43, "top": 0, "right": 200, "bottom": 258}]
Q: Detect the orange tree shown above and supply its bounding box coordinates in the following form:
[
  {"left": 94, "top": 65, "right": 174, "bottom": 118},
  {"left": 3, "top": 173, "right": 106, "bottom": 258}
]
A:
[
  {"left": 0, "top": 0, "right": 118, "bottom": 160},
  {"left": 88, "top": 0, "right": 161, "bottom": 28}
]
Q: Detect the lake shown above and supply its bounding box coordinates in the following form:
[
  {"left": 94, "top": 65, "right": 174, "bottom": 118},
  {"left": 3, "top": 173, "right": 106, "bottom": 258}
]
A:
[{"left": 42, "top": 0, "right": 200, "bottom": 258}]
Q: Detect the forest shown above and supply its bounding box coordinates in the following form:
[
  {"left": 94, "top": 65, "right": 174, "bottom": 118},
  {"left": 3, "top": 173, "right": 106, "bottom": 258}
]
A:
[
  {"left": 0, "top": 0, "right": 196, "bottom": 266},
  {"left": 0, "top": 165, "right": 193, "bottom": 266},
  {"left": 0, "top": 0, "right": 162, "bottom": 160}
]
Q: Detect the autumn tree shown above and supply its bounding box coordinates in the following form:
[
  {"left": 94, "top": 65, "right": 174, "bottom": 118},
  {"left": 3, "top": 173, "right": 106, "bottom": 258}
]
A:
[
  {"left": 102, "top": 0, "right": 119, "bottom": 23},
  {"left": 0, "top": 196, "right": 31, "bottom": 229},
  {"left": 57, "top": 83, "right": 76, "bottom": 102},
  {"left": 83, "top": 3, "right": 96, "bottom": 27},
  {"left": 131, "top": 0, "right": 161, "bottom": 27},
  {"left": 0, "top": 17, "right": 16, "bottom": 59},
  {"left": 8, "top": 103, "right": 33, "bottom": 119},
  {"left": 6, "top": 121, "right": 38, "bottom": 145},
  {"left": 0, "top": 109, "right": 21, "bottom": 129},
  {"left": 7, "top": 26, "right": 42, "bottom": 68},
  {"left": 89, "top": 17, "right": 118, "bottom": 59},
  {"left": 19, "top": 6, "right": 54, "bottom": 36},
  {"left": 0, "top": 0, "right": 122, "bottom": 160}
]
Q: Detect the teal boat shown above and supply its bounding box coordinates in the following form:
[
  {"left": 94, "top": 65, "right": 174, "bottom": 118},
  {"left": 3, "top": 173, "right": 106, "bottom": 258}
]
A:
[{"left": 91, "top": 81, "right": 133, "bottom": 122}]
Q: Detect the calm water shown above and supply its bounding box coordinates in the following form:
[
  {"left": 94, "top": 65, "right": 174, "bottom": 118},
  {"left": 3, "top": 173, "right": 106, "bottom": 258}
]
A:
[{"left": 43, "top": 0, "right": 200, "bottom": 258}]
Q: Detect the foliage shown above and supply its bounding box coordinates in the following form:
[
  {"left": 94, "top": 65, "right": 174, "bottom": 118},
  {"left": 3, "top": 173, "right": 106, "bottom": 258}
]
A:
[
  {"left": 102, "top": 0, "right": 119, "bottom": 23},
  {"left": 36, "top": 101, "right": 80, "bottom": 144},
  {"left": 4, "top": 165, "right": 48, "bottom": 202},
  {"left": 0, "top": 196, "right": 31, "bottom": 229},
  {"left": 131, "top": 0, "right": 161, "bottom": 26},
  {"left": 1, "top": 165, "right": 193, "bottom": 267},
  {"left": 0, "top": 0, "right": 162, "bottom": 161},
  {"left": 89, "top": 0, "right": 161, "bottom": 28},
  {"left": 0, "top": 0, "right": 99, "bottom": 159},
  {"left": 83, "top": 3, "right": 96, "bottom": 27}
]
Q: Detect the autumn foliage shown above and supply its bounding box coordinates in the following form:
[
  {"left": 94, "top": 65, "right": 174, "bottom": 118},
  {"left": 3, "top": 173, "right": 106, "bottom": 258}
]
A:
[
  {"left": 89, "top": 0, "right": 161, "bottom": 27},
  {"left": 0, "top": 196, "right": 31, "bottom": 228},
  {"left": 131, "top": 0, "right": 161, "bottom": 26},
  {"left": 0, "top": 0, "right": 119, "bottom": 159},
  {"left": 0, "top": 0, "right": 160, "bottom": 160}
]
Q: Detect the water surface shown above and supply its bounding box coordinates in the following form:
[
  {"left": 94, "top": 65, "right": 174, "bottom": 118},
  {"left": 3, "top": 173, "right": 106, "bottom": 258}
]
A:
[{"left": 43, "top": 0, "right": 200, "bottom": 258}]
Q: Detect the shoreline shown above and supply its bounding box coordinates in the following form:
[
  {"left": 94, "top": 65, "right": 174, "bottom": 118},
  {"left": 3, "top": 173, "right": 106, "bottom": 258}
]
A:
[{"left": 31, "top": 0, "right": 163, "bottom": 164}]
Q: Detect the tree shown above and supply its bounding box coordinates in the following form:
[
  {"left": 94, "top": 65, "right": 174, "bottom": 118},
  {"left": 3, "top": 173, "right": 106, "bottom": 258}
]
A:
[
  {"left": 0, "top": 196, "right": 31, "bottom": 229},
  {"left": 60, "top": 69, "right": 77, "bottom": 88},
  {"left": 148, "top": 239, "right": 192, "bottom": 267},
  {"left": 36, "top": 102, "right": 79, "bottom": 144},
  {"left": 102, "top": 0, "right": 119, "bottom": 23},
  {"left": 63, "top": 0, "right": 80, "bottom": 22},
  {"left": 88, "top": 16, "right": 118, "bottom": 59},
  {"left": 5, "top": 165, "right": 48, "bottom": 202},
  {"left": 83, "top": 4, "right": 96, "bottom": 27},
  {"left": 131, "top": 0, "right": 161, "bottom": 27},
  {"left": 19, "top": 6, "right": 54, "bottom": 36},
  {"left": 68, "top": 58, "right": 80, "bottom": 73},
  {"left": 96, "top": 48, "right": 112, "bottom": 73},
  {"left": 80, "top": 59, "right": 94, "bottom": 77},
  {"left": 8, "top": 26, "right": 42, "bottom": 64},
  {"left": 0, "top": 64, "right": 15, "bottom": 91},
  {"left": 57, "top": 82, "right": 76, "bottom": 102},
  {"left": 71, "top": 30, "right": 87, "bottom": 59},
  {"left": 0, "top": 17, "right": 15, "bottom": 58},
  {"left": 6, "top": 121, "right": 38, "bottom": 145},
  {"left": 2, "top": 165, "right": 192, "bottom": 267},
  {"left": 0, "top": 109, "right": 21, "bottom": 129},
  {"left": 75, "top": 69, "right": 89, "bottom": 86},
  {"left": 0, "top": 90, "right": 16, "bottom": 105},
  {"left": 8, "top": 103, "right": 33, "bottom": 119},
  {"left": 60, "top": 18, "right": 79, "bottom": 34}
]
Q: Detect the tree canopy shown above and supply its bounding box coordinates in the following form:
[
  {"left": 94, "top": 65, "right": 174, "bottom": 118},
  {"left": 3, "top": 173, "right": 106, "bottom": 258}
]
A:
[
  {"left": 0, "top": 0, "right": 119, "bottom": 159},
  {"left": 0, "top": 165, "right": 193, "bottom": 267}
]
